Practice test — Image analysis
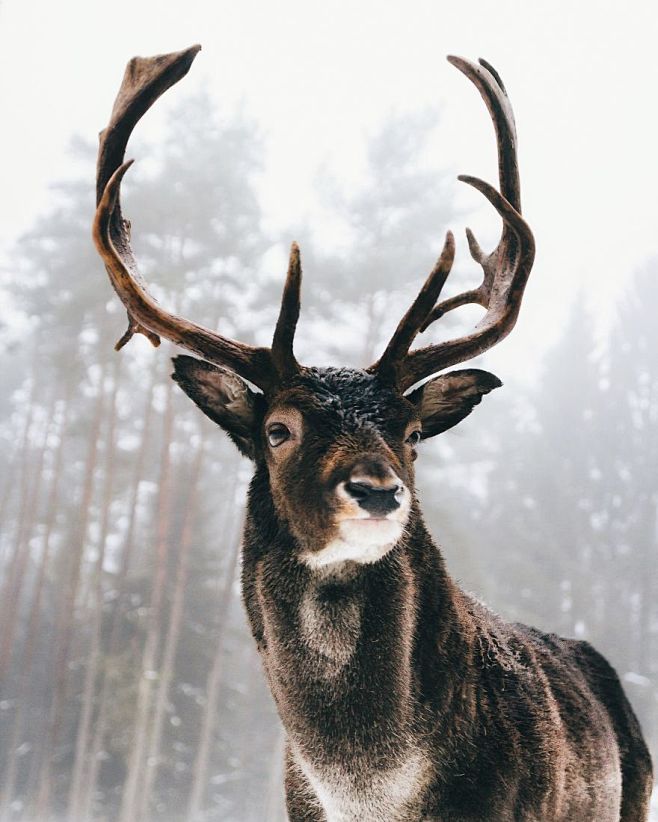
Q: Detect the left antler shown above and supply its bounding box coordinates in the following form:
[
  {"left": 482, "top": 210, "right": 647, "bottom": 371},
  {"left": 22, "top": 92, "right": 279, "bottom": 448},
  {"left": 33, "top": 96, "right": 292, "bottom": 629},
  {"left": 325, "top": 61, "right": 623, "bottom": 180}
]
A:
[
  {"left": 370, "top": 56, "right": 535, "bottom": 392},
  {"left": 93, "top": 45, "right": 302, "bottom": 394}
]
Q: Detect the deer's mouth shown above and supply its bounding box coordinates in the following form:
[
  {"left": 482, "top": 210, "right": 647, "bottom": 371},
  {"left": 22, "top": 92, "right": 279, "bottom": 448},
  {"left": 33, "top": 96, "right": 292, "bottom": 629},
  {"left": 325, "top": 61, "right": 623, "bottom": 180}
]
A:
[
  {"left": 338, "top": 516, "right": 405, "bottom": 545},
  {"left": 300, "top": 513, "right": 407, "bottom": 570}
]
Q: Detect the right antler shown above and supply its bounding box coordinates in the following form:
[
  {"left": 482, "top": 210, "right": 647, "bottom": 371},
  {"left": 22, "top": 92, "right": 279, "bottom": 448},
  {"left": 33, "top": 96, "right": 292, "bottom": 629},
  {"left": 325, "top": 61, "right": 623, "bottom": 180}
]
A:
[
  {"left": 370, "top": 56, "right": 535, "bottom": 392},
  {"left": 93, "top": 45, "right": 301, "bottom": 394}
]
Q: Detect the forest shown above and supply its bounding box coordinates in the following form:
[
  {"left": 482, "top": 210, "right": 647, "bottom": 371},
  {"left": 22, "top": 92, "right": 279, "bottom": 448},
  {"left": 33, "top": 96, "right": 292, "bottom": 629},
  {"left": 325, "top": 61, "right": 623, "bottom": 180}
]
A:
[{"left": 0, "top": 90, "right": 655, "bottom": 821}]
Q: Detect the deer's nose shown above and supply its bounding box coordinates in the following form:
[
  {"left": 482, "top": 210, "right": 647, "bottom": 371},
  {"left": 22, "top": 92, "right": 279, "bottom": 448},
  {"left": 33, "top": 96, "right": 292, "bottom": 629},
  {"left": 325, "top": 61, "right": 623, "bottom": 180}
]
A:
[{"left": 344, "top": 479, "right": 402, "bottom": 516}]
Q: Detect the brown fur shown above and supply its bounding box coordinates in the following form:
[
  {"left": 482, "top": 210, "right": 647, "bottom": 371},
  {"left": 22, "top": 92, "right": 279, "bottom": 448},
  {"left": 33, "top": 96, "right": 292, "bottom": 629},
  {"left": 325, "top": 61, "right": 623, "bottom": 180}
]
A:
[{"left": 172, "top": 360, "right": 653, "bottom": 821}]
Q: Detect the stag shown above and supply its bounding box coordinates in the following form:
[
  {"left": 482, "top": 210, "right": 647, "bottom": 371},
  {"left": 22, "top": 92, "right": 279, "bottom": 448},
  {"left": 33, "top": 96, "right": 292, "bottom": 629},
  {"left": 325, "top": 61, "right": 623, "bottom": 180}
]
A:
[{"left": 93, "top": 46, "right": 652, "bottom": 821}]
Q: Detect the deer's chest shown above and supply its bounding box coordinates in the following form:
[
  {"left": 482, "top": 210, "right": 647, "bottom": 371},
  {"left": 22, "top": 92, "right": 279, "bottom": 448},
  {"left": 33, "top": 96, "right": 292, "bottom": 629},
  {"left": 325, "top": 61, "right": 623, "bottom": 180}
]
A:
[{"left": 294, "top": 747, "right": 431, "bottom": 822}]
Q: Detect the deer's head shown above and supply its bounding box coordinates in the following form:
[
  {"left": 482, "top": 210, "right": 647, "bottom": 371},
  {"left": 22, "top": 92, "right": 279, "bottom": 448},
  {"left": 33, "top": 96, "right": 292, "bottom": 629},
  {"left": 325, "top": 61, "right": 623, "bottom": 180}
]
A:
[{"left": 93, "top": 47, "right": 534, "bottom": 566}]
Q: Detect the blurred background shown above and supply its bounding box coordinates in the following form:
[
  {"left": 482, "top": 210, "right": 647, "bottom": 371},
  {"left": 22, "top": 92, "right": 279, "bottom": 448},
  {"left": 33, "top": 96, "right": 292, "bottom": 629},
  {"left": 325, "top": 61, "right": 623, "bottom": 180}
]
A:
[{"left": 0, "top": 1, "right": 656, "bottom": 819}]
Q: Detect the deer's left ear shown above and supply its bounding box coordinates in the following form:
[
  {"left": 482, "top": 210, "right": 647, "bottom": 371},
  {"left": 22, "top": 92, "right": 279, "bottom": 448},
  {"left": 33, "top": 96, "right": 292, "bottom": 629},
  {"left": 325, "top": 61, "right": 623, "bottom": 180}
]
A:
[
  {"left": 172, "top": 356, "right": 262, "bottom": 459},
  {"left": 407, "top": 369, "right": 502, "bottom": 439}
]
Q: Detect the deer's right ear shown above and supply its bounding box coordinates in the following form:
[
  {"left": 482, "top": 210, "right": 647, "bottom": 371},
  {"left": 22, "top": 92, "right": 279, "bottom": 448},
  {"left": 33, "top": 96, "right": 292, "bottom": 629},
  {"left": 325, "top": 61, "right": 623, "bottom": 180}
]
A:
[{"left": 172, "top": 356, "right": 262, "bottom": 459}]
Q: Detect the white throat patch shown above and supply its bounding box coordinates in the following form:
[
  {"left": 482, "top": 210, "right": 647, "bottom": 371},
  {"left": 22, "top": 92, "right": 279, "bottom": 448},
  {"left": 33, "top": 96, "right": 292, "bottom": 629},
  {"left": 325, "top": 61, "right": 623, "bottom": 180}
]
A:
[{"left": 302, "top": 523, "right": 402, "bottom": 569}]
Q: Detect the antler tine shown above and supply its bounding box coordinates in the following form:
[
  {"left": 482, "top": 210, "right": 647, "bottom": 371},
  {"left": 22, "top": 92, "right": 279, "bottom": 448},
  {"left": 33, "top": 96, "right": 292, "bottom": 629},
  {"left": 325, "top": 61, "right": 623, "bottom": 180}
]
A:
[
  {"left": 93, "top": 45, "right": 289, "bottom": 393},
  {"left": 462, "top": 56, "right": 521, "bottom": 211},
  {"left": 374, "top": 56, "right": 535, "bottom": 392},
  {"left": 271, "top": 242, "right": 302, "bottom": 379},
  {"left": 367, "top": 232, "right": 455, "bottom": 385}
]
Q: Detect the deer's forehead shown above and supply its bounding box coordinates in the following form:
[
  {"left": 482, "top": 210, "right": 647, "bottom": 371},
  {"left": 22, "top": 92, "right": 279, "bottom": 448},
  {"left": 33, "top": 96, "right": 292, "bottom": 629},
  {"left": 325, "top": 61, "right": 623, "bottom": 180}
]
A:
[{"left": 267, "top": 368, "right": 414, "bottom": 432}]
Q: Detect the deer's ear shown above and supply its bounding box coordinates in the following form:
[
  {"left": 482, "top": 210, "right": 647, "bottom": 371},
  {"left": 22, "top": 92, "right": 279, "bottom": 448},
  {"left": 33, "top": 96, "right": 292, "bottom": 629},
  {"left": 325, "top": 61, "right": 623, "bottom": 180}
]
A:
[
  {"left": 172, "top": 356, "right": 262, "bottom": 459},
  {"left": 408, "top": 369, "right": 502, "bottom": 439}
]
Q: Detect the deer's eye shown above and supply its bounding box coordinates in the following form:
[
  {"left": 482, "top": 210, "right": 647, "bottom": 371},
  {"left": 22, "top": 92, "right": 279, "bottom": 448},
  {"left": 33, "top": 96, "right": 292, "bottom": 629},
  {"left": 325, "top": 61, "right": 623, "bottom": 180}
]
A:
[
  {"left": 406, "top": 430, "right": 422, "bottom": 447},
  {"left": 267, "top": 423, "right": 291, "bottom": 448}
]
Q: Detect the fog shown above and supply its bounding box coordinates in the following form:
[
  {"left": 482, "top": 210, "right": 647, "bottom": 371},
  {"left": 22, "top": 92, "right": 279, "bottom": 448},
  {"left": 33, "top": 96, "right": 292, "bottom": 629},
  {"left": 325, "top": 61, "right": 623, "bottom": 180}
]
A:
[{"left": 0, "top": 1, "right": 656, "bottom": 819}]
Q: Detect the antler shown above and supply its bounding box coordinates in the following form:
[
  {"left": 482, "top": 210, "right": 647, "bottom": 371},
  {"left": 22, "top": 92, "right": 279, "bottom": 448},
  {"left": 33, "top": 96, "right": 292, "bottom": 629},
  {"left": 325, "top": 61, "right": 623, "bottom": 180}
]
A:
[
  {"left": 370, "top": 56, "right": 535, "bottom": 392},
  {"left": 92, "top": 45, "right": 301, "bottom": 393}
]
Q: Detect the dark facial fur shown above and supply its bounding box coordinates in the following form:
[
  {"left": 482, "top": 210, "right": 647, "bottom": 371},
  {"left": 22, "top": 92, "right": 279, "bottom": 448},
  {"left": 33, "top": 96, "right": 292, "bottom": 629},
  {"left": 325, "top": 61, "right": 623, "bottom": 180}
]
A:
[{"left": 259, "top": 369, "right": 418, "bottom": 556}]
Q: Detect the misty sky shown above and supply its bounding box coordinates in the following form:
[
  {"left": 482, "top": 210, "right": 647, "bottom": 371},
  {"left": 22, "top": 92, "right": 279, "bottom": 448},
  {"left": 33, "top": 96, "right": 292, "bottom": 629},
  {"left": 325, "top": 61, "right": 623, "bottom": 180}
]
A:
[{"left": 1, "top": 0, "right": 657, "bottom": 376}]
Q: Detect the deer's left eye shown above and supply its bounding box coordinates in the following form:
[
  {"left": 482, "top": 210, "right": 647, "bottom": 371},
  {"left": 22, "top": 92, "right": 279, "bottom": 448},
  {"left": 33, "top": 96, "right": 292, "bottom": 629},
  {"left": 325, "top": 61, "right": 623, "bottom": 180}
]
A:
[
  {"left": 406, "top": 430, "right": 422, "bottom": 447},
  {"left": 267, "top": 423, "right": 291, "bottom": 448}
]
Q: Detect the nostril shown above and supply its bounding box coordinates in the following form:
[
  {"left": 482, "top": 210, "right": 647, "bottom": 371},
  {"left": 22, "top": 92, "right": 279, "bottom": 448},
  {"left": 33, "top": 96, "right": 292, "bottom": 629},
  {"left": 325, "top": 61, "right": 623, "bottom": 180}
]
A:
[
  {"left": 344, "top": 480, "right": 403, "bottom": 515},
  {"left": 345, "top": 481, "right": 373, "bottom": 502}
]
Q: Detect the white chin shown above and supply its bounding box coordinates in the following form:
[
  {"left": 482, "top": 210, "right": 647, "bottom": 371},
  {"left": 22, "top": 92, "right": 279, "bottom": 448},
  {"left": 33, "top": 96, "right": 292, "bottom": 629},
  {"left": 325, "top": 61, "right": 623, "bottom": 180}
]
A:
[{"left": 302, "top": 519, "right": 404, "bottom": 569}]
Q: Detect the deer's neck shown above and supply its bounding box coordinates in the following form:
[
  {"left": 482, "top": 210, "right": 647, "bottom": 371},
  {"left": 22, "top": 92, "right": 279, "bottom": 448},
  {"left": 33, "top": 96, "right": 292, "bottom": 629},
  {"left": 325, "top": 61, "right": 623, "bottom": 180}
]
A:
[{"left": 242, "top": 506, "right": 476, "bottom": 777}]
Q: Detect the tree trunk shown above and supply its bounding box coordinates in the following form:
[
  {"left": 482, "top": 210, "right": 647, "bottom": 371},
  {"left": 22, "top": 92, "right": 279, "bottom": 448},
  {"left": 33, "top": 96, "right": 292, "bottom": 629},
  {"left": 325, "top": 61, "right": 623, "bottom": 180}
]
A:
[
  {"left": 0, "top": 451, "right": 17, "bottom": 534},
  {"left": 0, "top": 386, "right": 57, "bottom": 687},
  {"left": 77, "top": 358, "right": 159, "bottom": 822},
  {"left": 0, "top": 368, "right": 37, "bottom": 571},
  {"left": 184, "top": 504, "right": 243, "bottom": 822},
  {"left": 138, "top": 439, "right": 205, "bottom": 821},
  {"left": 67, "top": 357, "right": 121, "bottom": 822},
  {"left": 118, "top": 370, "right": 176, "bottom": 822},
  {"left": 0, "top": 387, "right": 71, "bottom": 822},
  {"left": 32, "top": 363, "right": 107, "bottom": 819}
]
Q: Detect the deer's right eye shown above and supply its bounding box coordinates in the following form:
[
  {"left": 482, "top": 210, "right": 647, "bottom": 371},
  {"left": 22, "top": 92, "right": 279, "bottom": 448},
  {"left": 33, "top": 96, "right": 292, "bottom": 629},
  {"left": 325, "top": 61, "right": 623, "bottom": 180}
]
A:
[{"left": 267, "top": 423, "right": 291, "bottom": 448}]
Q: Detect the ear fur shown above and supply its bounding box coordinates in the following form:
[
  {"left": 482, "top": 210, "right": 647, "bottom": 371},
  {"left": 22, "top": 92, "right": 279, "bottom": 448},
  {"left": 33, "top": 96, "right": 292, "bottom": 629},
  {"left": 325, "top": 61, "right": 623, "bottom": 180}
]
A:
[
  {"left": 408, "top": 369, "right": 502, "bottom": 438},
  {"left": 171, "top": 356, "right": 262, "bottom": 459}
]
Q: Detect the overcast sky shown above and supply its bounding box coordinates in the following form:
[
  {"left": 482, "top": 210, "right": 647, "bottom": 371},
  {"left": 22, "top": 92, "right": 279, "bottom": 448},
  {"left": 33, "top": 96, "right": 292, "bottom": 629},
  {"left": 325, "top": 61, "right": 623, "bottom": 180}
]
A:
[{"left": 1, "top": 0, "right": 657, "bottom": 375}]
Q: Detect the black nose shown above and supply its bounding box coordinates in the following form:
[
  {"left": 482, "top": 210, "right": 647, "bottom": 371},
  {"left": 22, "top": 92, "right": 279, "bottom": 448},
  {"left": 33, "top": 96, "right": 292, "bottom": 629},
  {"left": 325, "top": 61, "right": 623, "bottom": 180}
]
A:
[{"left": 345, "top": 480, "right": 402, "bottom": 516}]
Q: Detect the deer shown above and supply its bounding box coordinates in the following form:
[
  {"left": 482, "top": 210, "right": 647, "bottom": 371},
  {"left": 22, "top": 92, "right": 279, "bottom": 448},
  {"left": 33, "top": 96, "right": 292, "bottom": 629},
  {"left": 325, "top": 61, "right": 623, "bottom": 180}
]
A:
[{"left": 92, "top": 45, "right": 652, "bottom": 821}]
